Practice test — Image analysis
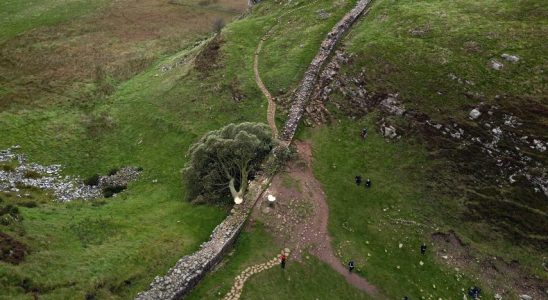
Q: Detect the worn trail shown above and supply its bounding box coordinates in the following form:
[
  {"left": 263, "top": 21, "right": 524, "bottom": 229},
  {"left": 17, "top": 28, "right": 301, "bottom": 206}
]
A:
[
  {"left": 223, "top": 249, "right": 290, "bottom": 300},
  {"left": 253, "top": 0, "right": 319, "bottom": 139},
  {"left": 254, "top": 38, "right": 278, "bottom": 138},
  {"left": 252, "top": 141, "right": 380, "bottom": 297},
  {"left": 251, "top": 0, "right": 379, "bottom": 296}
]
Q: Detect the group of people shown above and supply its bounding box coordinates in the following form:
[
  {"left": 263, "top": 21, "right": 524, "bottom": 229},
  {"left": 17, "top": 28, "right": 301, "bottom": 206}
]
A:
[{"left": 355, "top": 175, "right": 372, "bottom": 188}]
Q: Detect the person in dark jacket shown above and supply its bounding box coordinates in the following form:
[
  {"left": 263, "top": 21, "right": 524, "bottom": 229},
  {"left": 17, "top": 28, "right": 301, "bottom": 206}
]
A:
[
  {"left": 360, "top": 128, "right": 368, "bottom": 139},
  {"left": 348, "top": 260, "right": 355, "bottom": 273},
  {"left": 420, "top": 243, "right": 427, "bottom": 255},
  {"left": 280, "top": 253, "right": 287, "bottom": 269},
  {"left": 365, "top": 178, "right": 372, "bottom": 188},
  {"left": 468, "top": 286, "right": 481, "bottom": 299},
  {"left": 355, "top": 175, "right": 362, "bottom": 185}
]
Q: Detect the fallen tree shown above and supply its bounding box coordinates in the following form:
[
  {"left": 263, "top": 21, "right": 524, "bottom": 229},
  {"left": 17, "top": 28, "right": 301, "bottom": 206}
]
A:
[{"left": 182, "top": 122, "right": 273, "bottom": 204}]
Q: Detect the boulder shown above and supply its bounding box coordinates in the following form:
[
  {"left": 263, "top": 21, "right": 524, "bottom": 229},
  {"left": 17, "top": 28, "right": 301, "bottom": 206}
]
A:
[
  {"left": 469, "top": 108, "right": 481, "bottom": 120},
  {"left": 380, "top": 123, "right": 398, "bottom": 139},
  {"left": 501, "top": 53, "right": 520, "bottom": 62},
  {"left": 490, "top": 60, "right": 504, "bottom": 70}
]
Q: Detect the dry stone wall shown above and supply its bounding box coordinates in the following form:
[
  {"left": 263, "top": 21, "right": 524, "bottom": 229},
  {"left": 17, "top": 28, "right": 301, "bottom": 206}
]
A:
[
  {"left": 281, "top": 0, "right": 372, "bottom": 141},
  {"left": 135, "top": 176, "right": 271, "bottom": 300},
  {"left": 136, "top": 1, "right": 373, "bottom": 298}
]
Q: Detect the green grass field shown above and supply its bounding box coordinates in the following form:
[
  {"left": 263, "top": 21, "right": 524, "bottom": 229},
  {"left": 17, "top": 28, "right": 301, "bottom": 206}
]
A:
[{"left": 1, "top": 0, "right": 546, "bottom": 299}]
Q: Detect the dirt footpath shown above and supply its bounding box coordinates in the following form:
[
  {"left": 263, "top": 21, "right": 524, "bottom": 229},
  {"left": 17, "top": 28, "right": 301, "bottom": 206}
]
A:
[{"left": 250, "top": 141, "right": 380, "bottom": 297}]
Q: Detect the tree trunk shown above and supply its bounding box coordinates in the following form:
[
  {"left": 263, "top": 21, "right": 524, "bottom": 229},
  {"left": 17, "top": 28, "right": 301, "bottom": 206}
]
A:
[
  {"left": 229, "top": 177, "right": 244, "bottom": 204},
  {"left": 228, "top": 167, "right": 249, "bottom": 205}
]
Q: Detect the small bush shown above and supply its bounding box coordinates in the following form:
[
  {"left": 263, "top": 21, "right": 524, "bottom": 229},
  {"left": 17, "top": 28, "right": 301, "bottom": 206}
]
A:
[
  {"left": 102, "top": 185, "right": 126, "bottom": 198},
  {"left": 91, "top": 200, "right": 107, "bottom": 207},
  {"left": 107, "top": 168, "right": 119, "bottom": 176},
  {"left": 18, "top": 201, "right": 37, "bottom": 208},
  {"left": 23, "top": 170, "right": 41, "bottom": 179},
  {"left": 0, "top": 205, "right": 19, "bottom": 217},
  {"left": 84, "top": 174, "right": 100, "bottom": 186},
  {"left": 0, "top": 205, "right": 21, "bottom": 225},
  {"left": 0, "top": 164, "right": 15, "bottom": 172}
]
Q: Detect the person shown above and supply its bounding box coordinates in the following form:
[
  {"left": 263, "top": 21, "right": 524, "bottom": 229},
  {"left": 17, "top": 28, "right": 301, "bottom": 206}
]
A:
[
  {"left": 420, "top": 243, "right": 427, "bottom": 255},
  {"left": 468, "top": 286, "right": 481, "bottom": 299},
  {"left": 348, "top": 260, "right": 355, "bottom": 273},
  {"left": 280, "top": 253, "right": 287, "bottom": 269},
  {"left": 365, "top": 178, "right": 372, "bottom": 188},
  {"left": 360, "top": 128, "right": 368, "bottom": 139},
  {"left": 355, "top": 175, "right": 362, "bottom": 185},
  {"left": 403, "top": 297, "right": 409, "bottom": 300}
]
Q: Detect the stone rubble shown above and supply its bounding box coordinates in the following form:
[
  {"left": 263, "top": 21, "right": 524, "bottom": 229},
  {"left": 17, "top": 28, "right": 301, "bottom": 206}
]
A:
[
  {"left": 223, "top": 249, "right": 291, "bottom": 300},
  {"left": 0, "top": 146, "right": 140, "bottom": 202},
  {"left": 380, "top": 122, "right": 398, "bottom": 139},
  {"left": 469, "top": 108, "right": 481, "bottom": 120},
  {"left": 490, "top": 59, "right": 504, "bottom": 70},
  {"left": 501, "top": 53, "right": 520, "bottom": 63}
]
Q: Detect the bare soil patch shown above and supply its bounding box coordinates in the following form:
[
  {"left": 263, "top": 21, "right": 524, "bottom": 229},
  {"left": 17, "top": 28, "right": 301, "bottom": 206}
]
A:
[
  {"left": 250, "top": 141, "right": 380, "bottom": 297},
  {"left": 0, "top": 232, "right": 29, "bottom": 264},
  {"left": 195, "top": 36, "right": 224, "bottom": 75}
]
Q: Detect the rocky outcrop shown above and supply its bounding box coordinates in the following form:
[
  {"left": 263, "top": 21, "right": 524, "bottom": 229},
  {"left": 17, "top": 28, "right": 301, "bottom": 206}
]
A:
[
  {"left": 281, "top": 0, "right": 372, "bottom": 141},
  {"left": 135, "top": 175, "right": 271, "bottom": 300},
  {"left": 0, "top": 146, "right": 140, "bottom": 202}
]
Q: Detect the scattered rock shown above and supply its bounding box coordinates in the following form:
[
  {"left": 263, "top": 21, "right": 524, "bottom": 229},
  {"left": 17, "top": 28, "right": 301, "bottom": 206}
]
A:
[
  {"left": 501, "top": 53, "right": 520, "bottom": 63},
  {"left": 519, "top": 295, "right": 532, "bottom": 300},
  {"left": 0, "top": 147, "right": 141, "bottom": 202},
  {"left": 316, "top": 9, "right": 331, "bottom": 20},
  {"left": 380, "top": 123, "right": 398, "bottom": 139},
  {"left": 469, "top": 108, "right": 481, "bottom": 120},
  {"left": 490, "top": 59, "right": 504, "bottom": 70}
]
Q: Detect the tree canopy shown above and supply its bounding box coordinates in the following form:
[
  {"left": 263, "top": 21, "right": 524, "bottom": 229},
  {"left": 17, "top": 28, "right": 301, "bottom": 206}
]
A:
[{"left": 182, "top": 122, "right": 273, "bottom": 204}]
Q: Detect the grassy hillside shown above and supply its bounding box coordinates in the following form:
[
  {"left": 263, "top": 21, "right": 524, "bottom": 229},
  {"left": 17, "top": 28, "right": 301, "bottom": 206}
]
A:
[{"left": 1, "top": 0, "right": 546, "bottom": 299}]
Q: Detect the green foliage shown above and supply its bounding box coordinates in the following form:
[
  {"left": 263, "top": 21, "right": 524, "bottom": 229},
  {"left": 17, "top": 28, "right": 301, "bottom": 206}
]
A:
[
  {"left": 0, "top": 204, "right": 22, "bottom": 225},
  {"left": 0, "top": 164, "right": 15, "bottom": 172},
  {"left": 23, "top": 170, "right": 41, "bottom": 179},
  {"left": 183, "top": 122, "right": 273, "bottom": 203},
  {"left": 107, "top": 168, "right": 120, "bottom": 176},
  {"left": 18, "top": 201, "right": 38, "bottom": 208},
  {"left": 102, "top": 185, "right": 127, "bottom": 198},
  {"left": 84, "top": 174, "right": 100, "bottom": 186}
]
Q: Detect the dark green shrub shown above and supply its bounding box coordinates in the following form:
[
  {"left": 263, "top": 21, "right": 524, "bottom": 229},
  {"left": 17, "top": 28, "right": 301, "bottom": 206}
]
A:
[
  {"left": 91, "top": 200, "right": 107, "bottom": 207},
  {"left": 102, "top": 185, "right": 126, "bottom": 198},
  {"left": 0, "top": 205, "right": 21, "bottom": 225},
  {"left": 0, "top": 205, "right": 19, "bottom": 217},
  {"left": 19, "top": 201, "right": 37, "bottom": 208},
  {"left": 23, "top": 170, "right": 41, "bottom": 179},
  {"left": 0, "top": 164, "right": 15, "bottom": 172},
  {"left": 84, "top": 174, "right": 100, "bottom": 186},
  {"left": 107, "top": 168, "right": 119, "bottom": 176}
]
